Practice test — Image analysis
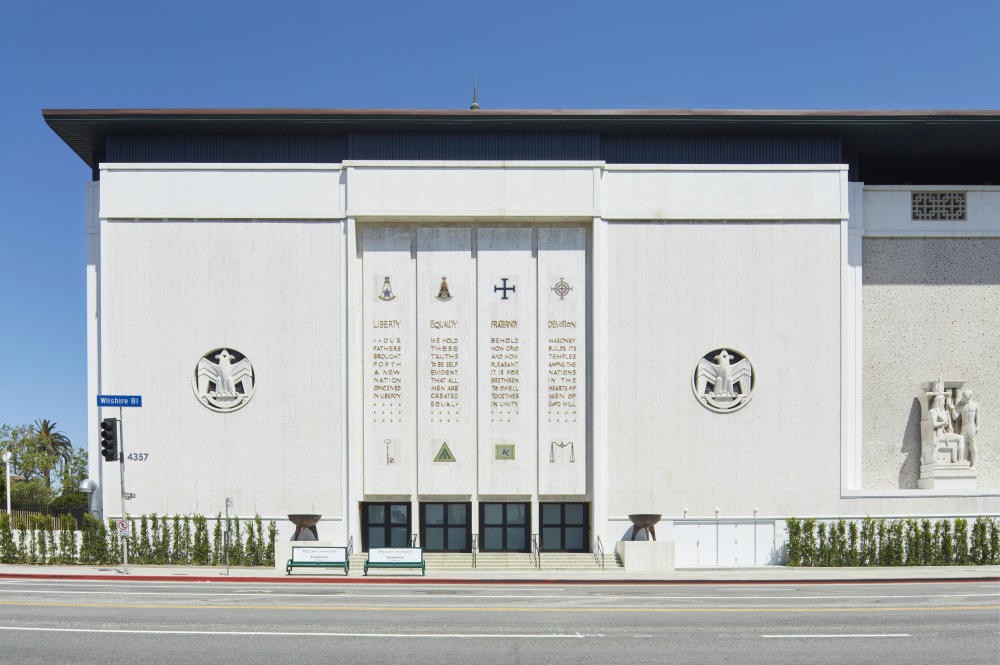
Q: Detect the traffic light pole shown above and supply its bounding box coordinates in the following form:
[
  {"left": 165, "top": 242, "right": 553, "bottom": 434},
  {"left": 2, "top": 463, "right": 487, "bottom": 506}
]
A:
[{"left": 118, "top": 407, "right": 128, "bottom": 575}]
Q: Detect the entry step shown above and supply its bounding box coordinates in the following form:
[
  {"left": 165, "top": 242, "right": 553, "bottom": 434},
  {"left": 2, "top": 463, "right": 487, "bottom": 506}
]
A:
[{"left": 349, "top": 552, "right": 622, "bottom": 571}]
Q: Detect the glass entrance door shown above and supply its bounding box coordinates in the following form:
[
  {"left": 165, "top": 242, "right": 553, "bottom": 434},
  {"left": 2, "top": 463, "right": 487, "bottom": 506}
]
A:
[
  {"left": 480, "top": 503, "right": 530, "bottom": 552},
  {"left": 420, "top": 503, "right": 471, "bottom": 552},
  {"left": 540, "top": 503, "right": 589, "bottom": 552},
  {"left": 361, "top": 503, "right": 410, "bottom": 552}
]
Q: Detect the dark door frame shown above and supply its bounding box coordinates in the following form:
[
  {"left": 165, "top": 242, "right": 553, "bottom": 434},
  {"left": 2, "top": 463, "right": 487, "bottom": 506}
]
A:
[
  {"left": 360, "top": 502, "right": 412, "bottom": 553},
  {"left": 478, "top": 502, "right": 532, "bottom": 553},
  {"left": 418, "top": 502, "right": 472, "bottom": 553},
  {"left": 539, "top": 502, "right": 590, "bottom": 553}
]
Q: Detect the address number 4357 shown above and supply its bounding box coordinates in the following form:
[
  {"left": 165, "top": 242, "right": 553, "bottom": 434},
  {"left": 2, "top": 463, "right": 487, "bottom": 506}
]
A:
[{"left": 126, "top": 453, "right": 148, "bottom": 461}]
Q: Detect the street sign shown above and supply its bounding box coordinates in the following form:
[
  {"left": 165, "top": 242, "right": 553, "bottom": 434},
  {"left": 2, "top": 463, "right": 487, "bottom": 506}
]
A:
[
  {"left": 116, "top": 519, "right": 131, "bottom": 537},
  {"left": 97, "top": 395, "right": 142, "bottom": 407},
  {"left": 122, "top": 492, "right": 136, "bottom": 500}
]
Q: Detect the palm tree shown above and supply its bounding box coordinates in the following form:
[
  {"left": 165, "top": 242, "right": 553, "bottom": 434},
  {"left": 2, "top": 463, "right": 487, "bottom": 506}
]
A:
[{"left": 32, "top": 419, "right": 72, "bottom": 489}]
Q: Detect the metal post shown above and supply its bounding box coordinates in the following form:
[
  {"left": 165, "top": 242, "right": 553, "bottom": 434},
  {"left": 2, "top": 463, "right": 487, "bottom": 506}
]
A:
[
  {"left": 3, "top": 451, "right": 11, "bottom": 516},
  {"left": 118, "top": 408, "right": 128, "bottom": 574},
  {"left": 118, "top": 408, "right": 126, "bottom": 516},
  {"left": 225, "top": 497, "right": 232, "bottom": 576}
]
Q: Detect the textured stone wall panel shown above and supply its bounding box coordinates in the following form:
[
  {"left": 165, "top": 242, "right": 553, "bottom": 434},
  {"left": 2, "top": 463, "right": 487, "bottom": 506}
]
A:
[{"left": 862, "top": 238, "right": 1000, "bottom": 489}]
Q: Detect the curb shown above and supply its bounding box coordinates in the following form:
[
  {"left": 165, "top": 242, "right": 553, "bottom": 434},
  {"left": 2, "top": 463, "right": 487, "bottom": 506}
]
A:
[{"left": 1, "top": 571, "right": 997, "bottom": 585}]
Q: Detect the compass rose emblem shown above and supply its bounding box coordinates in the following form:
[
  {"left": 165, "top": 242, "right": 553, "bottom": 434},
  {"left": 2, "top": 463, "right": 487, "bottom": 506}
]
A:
[{"left": 551, "top": 277, "right": 572, "bottom": 300}]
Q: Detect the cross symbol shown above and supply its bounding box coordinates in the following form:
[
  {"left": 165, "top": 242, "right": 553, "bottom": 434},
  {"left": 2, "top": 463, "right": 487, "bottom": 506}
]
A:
[{"left": 494, "top": 278, "right": 515, "bottom": 300}]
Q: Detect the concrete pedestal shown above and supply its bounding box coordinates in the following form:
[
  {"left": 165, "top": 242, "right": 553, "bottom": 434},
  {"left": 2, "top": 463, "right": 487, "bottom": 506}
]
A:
[
  {"left": 274, "top": 541, "right": 337, "bottom": 572},
  {"left": 917, "top": 463, "right": 977, "bottom": 489},
  {"left": 614, "top": 540, "right": 675, "bottom": 572}
]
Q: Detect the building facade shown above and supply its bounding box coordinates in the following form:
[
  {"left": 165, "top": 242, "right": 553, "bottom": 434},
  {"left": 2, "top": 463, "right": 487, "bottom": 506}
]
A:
[{"left": 47, "top": 109, "right": 1000, "bottom": 565}]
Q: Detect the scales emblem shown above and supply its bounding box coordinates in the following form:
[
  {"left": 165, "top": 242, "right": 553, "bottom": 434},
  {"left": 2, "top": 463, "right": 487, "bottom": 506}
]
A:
[
  {"left": 436, "top": 276, "right": 453, "bottom": 302},
  {"left": 378, "top": 277, "right": 396, "bottom": 301},
  {"left": 551, "top": 278, "right": 572, "bottom": 300},
  {"left": 549, "top": 441, "right": 575, "bottom": 463},
  {"left": 692, "top": 348, "right": 754, "bottom": 413}
]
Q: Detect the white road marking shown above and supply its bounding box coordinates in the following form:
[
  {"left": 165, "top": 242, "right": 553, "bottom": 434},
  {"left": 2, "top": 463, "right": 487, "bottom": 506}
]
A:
[
  {"left": 762, "top": 634, "right": 910, "bottom": 638},
  {"left": 0, "top": 588, "right": 995, "bottom": 601},
  {"left": 0, "top": 626, "right": 591, "bottom": 638}
]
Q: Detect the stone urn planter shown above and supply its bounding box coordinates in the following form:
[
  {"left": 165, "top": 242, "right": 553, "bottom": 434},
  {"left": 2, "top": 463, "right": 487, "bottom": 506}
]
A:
[
  {"left": 287, "top": 514, "right": 321, "bottom": 541},
  {"left": 628, "top": 514, "right": 662, "bottom": 541}
]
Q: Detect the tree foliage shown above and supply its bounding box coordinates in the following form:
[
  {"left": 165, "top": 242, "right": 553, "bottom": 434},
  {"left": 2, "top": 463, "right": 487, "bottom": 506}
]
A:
[{"left": 2, "top": 422, "right": 86, "bottom": 507}]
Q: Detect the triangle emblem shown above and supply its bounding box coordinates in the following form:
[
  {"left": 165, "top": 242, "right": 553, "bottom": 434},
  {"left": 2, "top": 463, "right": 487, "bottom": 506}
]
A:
[{"left": 433, "top": 442, "right": 456, "bottom": 462}]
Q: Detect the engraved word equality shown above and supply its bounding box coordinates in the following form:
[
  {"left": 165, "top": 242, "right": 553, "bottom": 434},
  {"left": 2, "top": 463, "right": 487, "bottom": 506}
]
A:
[
  {"left": 193, "top": 348, "right": 255, "bottom": 412},
  {"left": 692, "top": 348, "right": 754, "bottom": 413}
]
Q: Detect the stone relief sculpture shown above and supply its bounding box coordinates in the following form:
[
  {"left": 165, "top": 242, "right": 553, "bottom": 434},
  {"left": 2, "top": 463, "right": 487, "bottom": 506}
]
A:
[
  {"left": 192, "top": 348, "right": 256, "bottom": 413},
  {"left": 918, "top": 378, "right": 979, "bottom": 489},
  {"left": 692, "top": 349, "right": 754, "bottom": 413},
  {"left": 954, "top": 390, "right": 981, "bottom": 470}
]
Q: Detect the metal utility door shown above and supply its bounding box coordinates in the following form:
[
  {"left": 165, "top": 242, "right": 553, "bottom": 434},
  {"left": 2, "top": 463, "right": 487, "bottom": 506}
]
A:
[
  {"left": 717, "top": 522, "right": 755, "bottom": 566},
  {"left": 672, "top": 522, "right": 718, "bottom": 567}
]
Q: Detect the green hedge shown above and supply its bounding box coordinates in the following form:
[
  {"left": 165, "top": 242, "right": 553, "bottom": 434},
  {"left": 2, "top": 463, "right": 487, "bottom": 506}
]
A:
[
  {"left": 1, "top": 512, "right": 277, "bottom": 567},
  {"left": 784, "top": 516, "right": 999, "bottom": 567}
]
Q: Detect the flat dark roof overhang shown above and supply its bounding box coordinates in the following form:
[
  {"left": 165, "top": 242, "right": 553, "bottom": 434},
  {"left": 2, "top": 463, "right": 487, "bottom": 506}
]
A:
[{"left": 43, "top": 108, "right": 1000, "bottom": 185}]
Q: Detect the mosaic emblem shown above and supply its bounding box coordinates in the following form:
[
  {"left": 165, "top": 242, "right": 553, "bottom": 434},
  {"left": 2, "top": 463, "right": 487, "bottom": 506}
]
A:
[
  {"left": 551, "top": 277, "right": 572, "bottom": 300},
  {"left": 494, "top": 278, "right": 516, "bottom": 300},
  {"left": 436, "top": 276, "right": 453, "bottom": 302},
  {"left": 192, "top": 348, "right": 255, "bottom": 413},
  {"left": 692, "top": 348, "right": 754, "bottom": 413},
  {"left": 433, "top": 442, "right": 456, "bottom": 462},
  {"left": 378, "top": 276, "right": 396, "bottom": 301},
  {"left": 495, "top": 444, "right": 515, "bottom": 460}
]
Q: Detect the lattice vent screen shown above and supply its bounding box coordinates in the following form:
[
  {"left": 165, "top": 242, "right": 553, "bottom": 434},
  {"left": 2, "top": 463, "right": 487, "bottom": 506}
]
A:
[{"left": 911, "top": 191, "right": 966, "bottom": 220}]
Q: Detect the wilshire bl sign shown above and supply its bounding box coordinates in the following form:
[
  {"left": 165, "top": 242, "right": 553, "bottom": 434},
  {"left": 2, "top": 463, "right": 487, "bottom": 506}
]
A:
[{"left": 97, "top": 395, "right": 142, "bottom": 407}]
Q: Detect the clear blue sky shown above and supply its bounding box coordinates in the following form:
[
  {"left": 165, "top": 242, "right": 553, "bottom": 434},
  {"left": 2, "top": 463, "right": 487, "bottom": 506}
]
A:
[{"left": 1, "top": 0, "right": 998, "bottom": 453}]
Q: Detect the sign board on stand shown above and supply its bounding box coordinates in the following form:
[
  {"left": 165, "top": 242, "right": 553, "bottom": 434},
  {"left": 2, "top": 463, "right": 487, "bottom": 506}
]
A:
[
  {"left": 368, "top": 548, "right": 422, "bottom": 564},
  {"left": 291, "top": 547, "right": 347, "bottom": 564},
  {"left": 116, "top": 519, "right": 131, "bottom": 538}
]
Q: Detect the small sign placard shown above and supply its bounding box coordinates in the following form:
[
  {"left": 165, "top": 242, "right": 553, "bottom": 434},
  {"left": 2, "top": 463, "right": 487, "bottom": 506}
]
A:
[
  {"left": 116, "top": 519, "right": 131, "bottom": 537},
  {"left": 292, "top": 547, "right": 347, "bottom": 564},
  {"left": 97, "top": 395, "right": 142, "bottom": 407},
  {"left": 368, "top": 548, "right": 422, "bottom": 564}
]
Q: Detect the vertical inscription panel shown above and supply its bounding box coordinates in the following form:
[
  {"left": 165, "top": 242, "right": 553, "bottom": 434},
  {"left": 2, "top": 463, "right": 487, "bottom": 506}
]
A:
[
  {"left": 363, "top": 227, "right": 415, "bottom": 496},
  {"left": 478, "top": 227, "right": 536, "bottom": 495},
  {"left": 538, "top": 228, "right": 586, "bottom": 495},
  {"left": 417, "top": 227, "right": 476, "bottom": 495}
]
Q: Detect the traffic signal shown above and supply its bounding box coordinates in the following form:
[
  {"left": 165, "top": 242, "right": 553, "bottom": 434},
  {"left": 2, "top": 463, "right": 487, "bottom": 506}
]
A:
[{"left": 100, "top": 418, "right": 118, "bottom": 462}]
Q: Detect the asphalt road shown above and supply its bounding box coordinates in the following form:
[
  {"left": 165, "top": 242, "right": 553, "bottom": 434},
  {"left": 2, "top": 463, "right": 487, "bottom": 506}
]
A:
[{"left": 0, "top": 578, "right": 997, "bottom": 664}]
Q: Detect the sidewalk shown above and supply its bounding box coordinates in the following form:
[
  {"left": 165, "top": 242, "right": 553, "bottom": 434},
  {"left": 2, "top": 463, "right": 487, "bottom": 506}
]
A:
[{"left": 1, "top": 563, "right": 996, "bottom": 584}]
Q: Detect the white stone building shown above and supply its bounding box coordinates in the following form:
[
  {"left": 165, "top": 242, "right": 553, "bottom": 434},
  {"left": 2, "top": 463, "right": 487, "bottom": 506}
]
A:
[{"left": 46, "top": 108, "right": 1000, "bottom": 565}]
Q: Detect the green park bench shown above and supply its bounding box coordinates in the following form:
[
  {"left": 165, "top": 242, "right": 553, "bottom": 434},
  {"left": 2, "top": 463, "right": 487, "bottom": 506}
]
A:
[
  {"left": 364, "top": 547, "right": 425, "bottom": 576},
  {"left": 286, "top": 546, "right": 349, "bottom": 576}
]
